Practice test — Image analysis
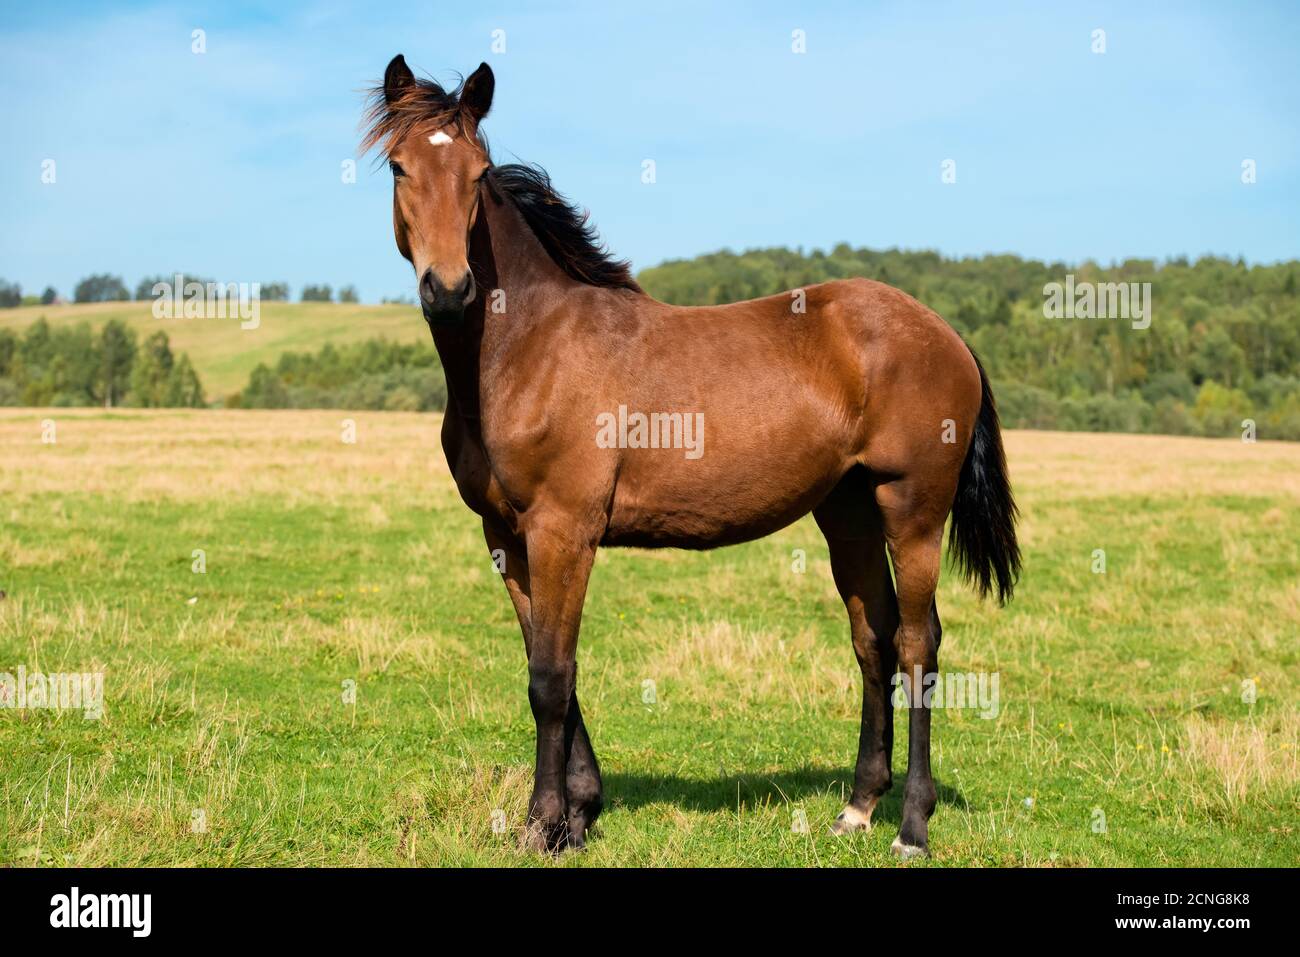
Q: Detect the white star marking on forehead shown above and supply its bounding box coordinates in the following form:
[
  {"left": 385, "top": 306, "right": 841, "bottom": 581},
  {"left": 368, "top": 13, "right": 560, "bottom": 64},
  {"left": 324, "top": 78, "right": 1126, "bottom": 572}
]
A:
[{"left": 428, "top": 131, "right": 454, "bottom": 146}]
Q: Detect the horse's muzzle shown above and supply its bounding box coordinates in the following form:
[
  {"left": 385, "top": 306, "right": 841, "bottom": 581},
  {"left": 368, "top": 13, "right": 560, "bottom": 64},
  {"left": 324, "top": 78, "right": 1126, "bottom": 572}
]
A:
[{"left": 419, "top": 268, "right": 475, "bottom": 325}]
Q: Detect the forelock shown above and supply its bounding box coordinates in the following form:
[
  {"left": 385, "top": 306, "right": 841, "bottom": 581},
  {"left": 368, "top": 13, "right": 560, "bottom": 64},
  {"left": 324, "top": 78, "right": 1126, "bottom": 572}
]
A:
[{"left": 361, "top": 73, "right": 486, "bottom": 159}]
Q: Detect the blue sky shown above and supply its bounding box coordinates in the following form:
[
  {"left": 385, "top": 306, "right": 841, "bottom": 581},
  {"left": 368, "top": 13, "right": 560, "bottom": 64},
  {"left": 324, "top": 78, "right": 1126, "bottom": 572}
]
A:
[{"left": 1, "top": 0, "right": 1297, "bottom": 302}]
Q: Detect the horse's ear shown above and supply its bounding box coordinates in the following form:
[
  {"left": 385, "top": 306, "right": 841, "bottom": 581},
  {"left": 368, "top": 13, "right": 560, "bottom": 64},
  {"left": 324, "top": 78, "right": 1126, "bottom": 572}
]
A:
[
  {"left": 460, "top": 62, "right": 494, "bottom": 122},
  {"left": 384, "top": 54, "right": 415, "bottom": 105}
]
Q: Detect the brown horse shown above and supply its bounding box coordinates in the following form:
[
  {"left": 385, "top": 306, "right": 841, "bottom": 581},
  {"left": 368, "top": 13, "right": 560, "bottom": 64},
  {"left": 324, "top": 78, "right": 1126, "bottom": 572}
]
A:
[{"left": 363, "top": 56, "right": 1020, "bottom": 858}]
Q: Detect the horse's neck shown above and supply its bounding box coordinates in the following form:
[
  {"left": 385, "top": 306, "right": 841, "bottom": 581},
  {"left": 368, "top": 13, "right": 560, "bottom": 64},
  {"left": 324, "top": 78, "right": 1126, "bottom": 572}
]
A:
[
  {"left": 431, "top": 185, "right": 574, "bottom": 430},
  {"left": 430, "top": 320, "right": 483, "bottom": 425}
]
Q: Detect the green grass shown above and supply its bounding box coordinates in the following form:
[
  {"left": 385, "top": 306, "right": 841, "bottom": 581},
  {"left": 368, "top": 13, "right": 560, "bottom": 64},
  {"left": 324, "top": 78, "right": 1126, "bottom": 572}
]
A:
[
  {"left": 0, "top": 410, "right": 1296, "bottom": 866},
  {"left": 0, "top": 301, "right": 427, "bottom": 399}
]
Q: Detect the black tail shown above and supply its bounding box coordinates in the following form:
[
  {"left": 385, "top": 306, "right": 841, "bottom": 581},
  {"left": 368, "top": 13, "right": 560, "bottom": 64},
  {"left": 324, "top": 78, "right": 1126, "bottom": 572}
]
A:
[{"left": 948, "top": 350, "right": 1021, "bottom": 604}]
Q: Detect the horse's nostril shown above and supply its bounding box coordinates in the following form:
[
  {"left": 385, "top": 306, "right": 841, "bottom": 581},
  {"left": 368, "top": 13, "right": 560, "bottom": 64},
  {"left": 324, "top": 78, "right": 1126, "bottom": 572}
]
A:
[{"left": 418, "top": 269, "right": 438, "bottom": 306}]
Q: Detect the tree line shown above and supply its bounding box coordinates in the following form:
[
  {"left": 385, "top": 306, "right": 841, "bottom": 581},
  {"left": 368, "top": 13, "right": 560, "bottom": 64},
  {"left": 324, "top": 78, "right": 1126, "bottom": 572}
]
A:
[
  {"left": 0, "top": 276, "right": 361, "bottom": 305},
  {"left": 232, "top": 339, "right": 446, "bottom": 412},
  {"left": 0, "top": 319, "right": 204, "bottom": 408}
]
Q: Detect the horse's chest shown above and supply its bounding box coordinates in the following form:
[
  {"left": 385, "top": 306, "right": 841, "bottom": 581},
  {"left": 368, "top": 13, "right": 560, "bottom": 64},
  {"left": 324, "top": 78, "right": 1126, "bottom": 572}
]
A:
[{"left": 442, "top": 418, "right": 521, "bottom": 531}]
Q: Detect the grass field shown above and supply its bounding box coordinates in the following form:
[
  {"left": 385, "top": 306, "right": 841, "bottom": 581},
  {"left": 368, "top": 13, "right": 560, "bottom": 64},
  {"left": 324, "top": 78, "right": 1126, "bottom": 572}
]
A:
[
  {"left": 0, "top": 409, "right": 1296, "bottom": 867},
  {"left": 0, "top": 301, "right": 427, "bottom": 399}
]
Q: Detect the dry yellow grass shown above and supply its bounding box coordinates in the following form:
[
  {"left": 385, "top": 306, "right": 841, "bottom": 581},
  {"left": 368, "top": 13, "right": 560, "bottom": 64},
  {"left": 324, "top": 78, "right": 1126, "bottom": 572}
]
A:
[
  {"left": 1003, "top": 430, "right": 1300, "bottom": 501},
  {"left": 4, "top": 409, "right": 1298, "bottom": 504},
  {"left": 1182, "top": 711, "right": 1299, "bottom": 811},
  {"left": 0, "top": 407, "right": 448, "bottom": 505}
]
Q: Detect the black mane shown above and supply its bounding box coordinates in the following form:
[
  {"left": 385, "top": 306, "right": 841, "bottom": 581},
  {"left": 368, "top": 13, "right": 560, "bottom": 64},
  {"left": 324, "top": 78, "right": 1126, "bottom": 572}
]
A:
[{"left": 488, "top": 164, "right": 641, "bottom": 292}]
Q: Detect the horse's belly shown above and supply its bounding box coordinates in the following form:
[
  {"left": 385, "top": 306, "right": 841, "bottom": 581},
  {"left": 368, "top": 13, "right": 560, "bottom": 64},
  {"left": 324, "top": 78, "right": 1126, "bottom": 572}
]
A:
[{"left": 601, "top": 447, "right": 846, "bottom": 549}]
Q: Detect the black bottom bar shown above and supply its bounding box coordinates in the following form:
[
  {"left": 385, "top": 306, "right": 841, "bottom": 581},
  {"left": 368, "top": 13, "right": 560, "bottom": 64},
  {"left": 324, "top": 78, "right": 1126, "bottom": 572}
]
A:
[{"left": 0, "top": 866, "right": 1281, "bottom": 943}]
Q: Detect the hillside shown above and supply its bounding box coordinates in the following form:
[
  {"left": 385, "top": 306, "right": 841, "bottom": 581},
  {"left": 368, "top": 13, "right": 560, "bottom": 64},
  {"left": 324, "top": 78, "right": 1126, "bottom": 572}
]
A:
[{"left": 0, "top": 300, "right": 428, "bottom": 399}]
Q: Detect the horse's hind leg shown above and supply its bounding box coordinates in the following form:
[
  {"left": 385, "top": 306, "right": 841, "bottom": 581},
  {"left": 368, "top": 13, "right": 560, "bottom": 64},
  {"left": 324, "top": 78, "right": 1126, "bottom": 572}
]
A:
[
  {"left": 875, "top": 477, "right": 948, "bottom": 858},
  {"left": 814, "top": 475, "right": 899, "bottom": 835}
]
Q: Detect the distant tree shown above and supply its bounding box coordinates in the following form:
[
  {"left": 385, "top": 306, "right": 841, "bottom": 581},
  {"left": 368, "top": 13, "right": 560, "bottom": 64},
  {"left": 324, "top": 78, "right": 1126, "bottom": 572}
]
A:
[
  {"left": 96, "top": 319, "right": 136, "bottom": 407},
  {"left": 135, "top": 275, "right": 217, "bottom": 301},
  {"left": 7, "top": 319, "right": 101, "bottom": 405},
  {"left": 52, "top": 323, "right": 100, "bottom": 404},
  {"left": 164, "top": 354, "right": 206, "bottom": 407},
  {"left": 1193, "top": 381, "right": 1253, "bottom": 436},
  {"left": 241, "top": 363, "right": 291, "bottom": 407},
  {"left": 74, "top": 274, "right": 130, "bottom": 303},
  {"left": 40, "top": 286, "right": 58, "bottom": 305},
  {"left": 0, "top": 328, "right": 17, "bottom": 378},
  {"left": 300, "top": 284, "right": 333, "bottom": 302},
  {"left": 338, "top": 285, "right": 359, "bottom": 303},
  {"left": 261, "top": 282, "right": 290, "bottom": 301},
  {"left": 128, "top": 331, "right": 174, "bottom": 407},
  {"left": 1192, "top": 325, "right": 1247, "bottom": 389},
  {"left": 135, "top": 276, "right": 168, "bottom": 300},
  {"left": 1141, "top": 370, "right": 1196, "bottom": 405},
  {"left": 0, "top": 279, "right": 20, "bottom": 308},
  {"left": 19, "top": 317, "right": 54, "bottom": 369}
]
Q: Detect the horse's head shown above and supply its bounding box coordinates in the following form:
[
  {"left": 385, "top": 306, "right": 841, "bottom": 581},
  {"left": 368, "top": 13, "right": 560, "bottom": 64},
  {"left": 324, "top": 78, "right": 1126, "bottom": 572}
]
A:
[{"left": 366, "top": 55, "right": 494, "bottom": 324}]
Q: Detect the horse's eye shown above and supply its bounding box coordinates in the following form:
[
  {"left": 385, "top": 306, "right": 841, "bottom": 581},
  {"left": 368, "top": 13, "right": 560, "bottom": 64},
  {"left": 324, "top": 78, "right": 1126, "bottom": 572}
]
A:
[{"left": 389, "top": 160, "right": 405, "bottom": 178}]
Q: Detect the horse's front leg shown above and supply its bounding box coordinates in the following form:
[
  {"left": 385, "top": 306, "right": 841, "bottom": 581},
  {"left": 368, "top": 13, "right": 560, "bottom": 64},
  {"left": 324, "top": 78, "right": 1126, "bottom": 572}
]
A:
[
  {"left": 517, "top": 516, "right": 600, "bottom": 853},
  {"left": 482, "top": 519, "right": 603, "bottom": 848}
]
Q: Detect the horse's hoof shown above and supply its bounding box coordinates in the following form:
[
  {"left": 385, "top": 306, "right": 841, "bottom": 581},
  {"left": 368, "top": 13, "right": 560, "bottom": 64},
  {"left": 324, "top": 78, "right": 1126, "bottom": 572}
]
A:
[
  {"left": 828, "top": 802, "right": 875, "bottom": 836},
  {"left": 519, "top": 823, "right": 548, "bottom": 853},
  {"left": 890, "top": 836, "right": 929, "bottom": 860},
  {"left": 565, "top": 806, "right": 599, "bottom": 851},
  {"left": 520, "top": 819, "right": 567, "bottom": 854}
]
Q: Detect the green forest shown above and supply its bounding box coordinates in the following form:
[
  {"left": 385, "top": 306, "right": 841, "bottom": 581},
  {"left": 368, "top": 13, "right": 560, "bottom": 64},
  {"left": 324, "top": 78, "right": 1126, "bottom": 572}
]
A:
[
  {"left": 0, "top": 319, "right": 205, "bottom": 408},
  {"left": 639, "top": 248, "right": 1300, "bottom": 440},
  {"left": 234, "top": 338, "right": 446, "bottom": 411}
]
